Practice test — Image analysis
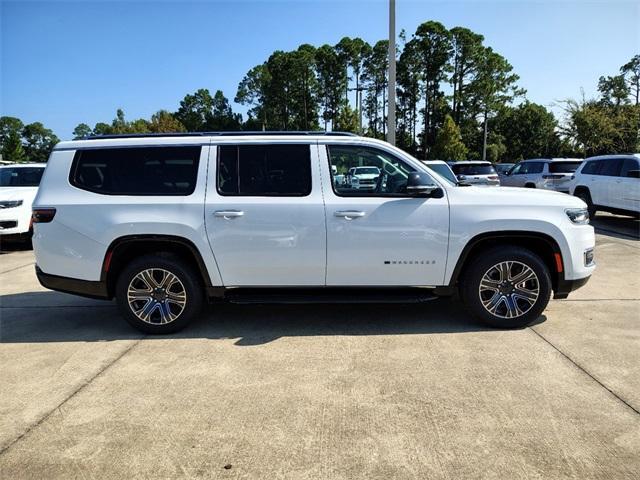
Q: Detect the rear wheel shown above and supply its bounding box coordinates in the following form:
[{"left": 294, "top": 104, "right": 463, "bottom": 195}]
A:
[
  {"left": 575, "top": 189, "right": 596, "bottom": 218},
  {"left": 115, "top": 254, "right": 203, "bottom": 334},
  {"left": 461, "top": 247, "right": 552, "bottom": 328}
]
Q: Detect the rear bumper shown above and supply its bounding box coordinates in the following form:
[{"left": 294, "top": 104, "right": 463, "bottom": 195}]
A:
[
  {"left": 36, "top": 266, "right": 110, "bottom": 300},
  {"left": 553, "top": 275, "right": 591, "bottom": 299}
]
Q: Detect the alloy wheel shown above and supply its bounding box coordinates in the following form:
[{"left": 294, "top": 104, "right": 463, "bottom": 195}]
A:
[
  {"left": 478, "top": 261, "right": 540, "bottom": 319},
  {"left": 127, "top": 268, "right": 187, "bottom": 324}
]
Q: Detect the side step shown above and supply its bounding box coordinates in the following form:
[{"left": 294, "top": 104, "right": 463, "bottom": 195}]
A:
[{"left": 219, "top": 287, "right": 439, "bottom": 305}]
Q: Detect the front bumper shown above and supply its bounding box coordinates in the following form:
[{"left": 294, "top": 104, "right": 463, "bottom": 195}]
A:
[
  {"left": 36, "top": 266, "right": 110, "bottom": 300},
  {"left": 553, "top": 275, "right": 591, "bottom": 299}
]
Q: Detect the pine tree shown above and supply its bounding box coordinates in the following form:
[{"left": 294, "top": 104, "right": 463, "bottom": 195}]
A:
[{"left": 431, "top": 115, "right": 468, "bottom": 160}]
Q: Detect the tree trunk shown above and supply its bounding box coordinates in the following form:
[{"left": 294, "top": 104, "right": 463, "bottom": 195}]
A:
[{"left": 482, "top": 109, "right": 488, "bottom": 161}]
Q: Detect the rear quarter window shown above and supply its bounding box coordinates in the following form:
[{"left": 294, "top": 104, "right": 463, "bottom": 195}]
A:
[{"left": 70, "top": 146, "right": 201, "bottom": 195}]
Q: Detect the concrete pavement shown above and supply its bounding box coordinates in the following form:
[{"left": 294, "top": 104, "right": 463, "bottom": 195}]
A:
[{"left": 1, "top": 215, "right": 639, "bottom": 479}]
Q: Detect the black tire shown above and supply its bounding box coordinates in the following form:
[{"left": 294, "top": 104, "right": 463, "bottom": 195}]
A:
[
  {"left": 115, "top": 253, "right": 203, "bottom": 334},
  {"left": 574, "top": 188, "right": 596, "bottom": 218},
  {"left": 461, "top": 247, "right": 552, "bottom": 328},
  {"left": 524, "top": 183, "right": 536, "bottom": 188}
]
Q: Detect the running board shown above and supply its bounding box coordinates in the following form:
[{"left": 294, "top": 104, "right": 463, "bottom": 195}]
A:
[{"left": 219, "top": 287, "right": 439, "bottom": 305}]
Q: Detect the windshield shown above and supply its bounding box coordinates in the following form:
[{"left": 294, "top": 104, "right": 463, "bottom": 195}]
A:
[
  {"left": 0, "top": 167, "right": 45, "bottom": 187},
  {"left": 495, "top": 164, "right": 513, "bottom": 174},
  {"left": 549, "top": 162, "right": 582, "bottom": 173},
  {"left": 354, "top": 167, "right": 379, "bottom": 175},
  {"left": 451, "top": 163, "right": 496, "bottom": 175},
  {"left": 425, "top": 164, "right": 457, "bottom": 184}
]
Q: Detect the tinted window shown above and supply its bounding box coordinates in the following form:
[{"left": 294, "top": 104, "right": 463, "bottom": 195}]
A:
[
  {"left": 620, "top": 158, "right": 640, "bottom": 177},
  {"left": 0, "top": 167, "right": 45, "bottom": 187},
  {"left": 217, "top": 144, "right": 311, "bottom": 196},
  {"left": 451, "top": 163, "right": 496, "bottom": 175},
  {"left": 328, "top": 145, "right": 417, "bottom": 196},
  {"left": 598, "top": 159, "right": 623, "bottom": 177},
  {"left": 549, "top": 162, "right": 582, "bottom": 173},
  {"left": 527, "top": 162, "right": 544, "bottom": 174},
  {"left": 581, "top": 160, "right": 600, "bottom": 174},
  {"left": 494, "top": 164, "right": 513, "bottom": 174},
  {"left": 70, "top": 146, "right": 200, "bottom": 195}
]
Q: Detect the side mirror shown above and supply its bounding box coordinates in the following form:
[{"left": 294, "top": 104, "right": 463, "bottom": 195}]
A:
[
  {"left": 406, "top": 172, "right": 443, "bottom": 198},
  {"left": 627, "top": 170, "right": 640, "bottom": 178}
]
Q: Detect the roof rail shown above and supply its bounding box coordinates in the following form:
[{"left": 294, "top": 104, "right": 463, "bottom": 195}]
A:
[{"left": 84, "top": 131, "right": 359, "bottom": 140}]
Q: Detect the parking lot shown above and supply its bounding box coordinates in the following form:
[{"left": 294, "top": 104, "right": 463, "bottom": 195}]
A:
[{"left": 0, "top": 213, "right": 638, "bottom": 479}]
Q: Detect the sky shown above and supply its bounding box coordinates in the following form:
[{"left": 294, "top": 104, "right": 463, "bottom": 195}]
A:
[{"left": 1, "top": 0, "right": 639, "bottom": 140}]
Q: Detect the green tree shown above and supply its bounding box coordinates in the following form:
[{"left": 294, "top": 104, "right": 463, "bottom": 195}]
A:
[
  {"left": 316, "top": 44, "right": 348, "bottom": 130},
  {"left": 1, "top": 116, "right": 27, "bottom": 161},
  {"left": 334, "top": 105, "right": 359, "bottom": 133},
  {"left": 72, "top": 123, "right": 92, "bottom": 139},
  {"left": 22, "top": 122, "right": 59, "bottom": 162},
  {"left": 175, "top": 89, "right": 215, "bottom": 131},
  {"left": 449, "top": 27, "right": 484, "bottom": 125},
  {"left": 149, "top": 110, "right": 186, "bottom": 133},
  {"left": 362, "top": 40, "right": 389, "bottom": 137},
  {"left": 491, "top": 102, "right": 559, "bottom": 160},
  {"left": 236, "top": 64, "right": 271, "bottom": 129},
  {"left": 412, "top": 21, "right": 452, "bottom": 157},
  {"left": 92, "top": 122, "right": 112, "bottom": 135},
  {"left": 598, "top": 75, "right": 630, "bottom": 107},
  {"left": 430, "top": 114, "right": 468, "bottom": 160},
  {"left": 471, "top": 47, "right": 523, "bottom": 160},
  {"left": 621, "top": 55, "right": 640, "bottom": 105}
]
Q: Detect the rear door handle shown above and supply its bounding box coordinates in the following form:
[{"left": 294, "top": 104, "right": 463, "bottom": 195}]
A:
[
  {"left": 214, "top": 210, "right": 244, "bottom": 219},
  {"left": 334, "top": 210, "right": 365, "bottom": 220}
]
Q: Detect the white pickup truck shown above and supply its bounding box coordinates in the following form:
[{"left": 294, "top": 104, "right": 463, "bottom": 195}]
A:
[{"left": 32, "top": 132, "right": 595, "bottom": 334}]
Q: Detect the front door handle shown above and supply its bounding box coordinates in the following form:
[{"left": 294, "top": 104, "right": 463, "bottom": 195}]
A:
[
  {"left": 213, "top": 210, "right": 244, "bottom": 219},
  {"left": 334, "top": 210, "right": 365, "bottom": 220}
]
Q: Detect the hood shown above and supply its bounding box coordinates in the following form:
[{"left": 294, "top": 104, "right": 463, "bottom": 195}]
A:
[{"left": 453, "top": 185, "right": 586, "bottom": 208}]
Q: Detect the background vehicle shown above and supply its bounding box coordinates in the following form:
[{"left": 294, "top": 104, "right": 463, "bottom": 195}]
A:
[
  {"left": 0, "top": 163, "right": 46, "bottom": 240},
  {"left": 495, "top": 163, "right": 515, "bottom": 177},
  {"left": 33, "top": 133, "right": 594, "bottom": 334},
  {"left": 501, "top": 158, "right": 582, "bottom": 192},
  {"left": 349, "top": 166, "right": 380, "bottom": 190},
  {"left": 569, "top": 154, "right": 640, "bottom": 217},
  {"left": 450, "top": 161, "right": 500, "bottom": 186},
  {"left": 421, "top": 160, "right": 458, "bottom": 184}
]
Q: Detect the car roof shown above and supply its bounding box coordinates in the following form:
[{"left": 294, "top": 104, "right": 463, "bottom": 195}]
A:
[
  {"left": 452, "top": 161, "right": 491, "bottom": 165},
  {"left": 585, "top": 154, "right": 640, "bottom": 161},
  {"left": 421, "top": 160, "right": 449, "bottom": 165},
  {"left": 520, "top": 158, "right": 582, "bottom": 163},
  {"left": 53, "top": 131, "right": 366, "bottom": 151},
  {"left": 0, "top": 163, "right": 46, "bottom": 168}
]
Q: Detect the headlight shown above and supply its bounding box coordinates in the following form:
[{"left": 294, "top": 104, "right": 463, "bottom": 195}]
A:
[
  {"left": 565, "top": 208, "right": 589, "bottom": 224},
  {"left": 0, "top": 200, "right": 23, "bottom": 209}
]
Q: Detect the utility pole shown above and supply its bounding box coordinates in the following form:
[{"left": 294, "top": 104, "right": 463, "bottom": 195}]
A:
[{"left": 387, "top": 0, "right": 396, "bottom": 145}]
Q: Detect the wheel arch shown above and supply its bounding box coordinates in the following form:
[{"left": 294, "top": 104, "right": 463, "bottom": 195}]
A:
[
  {"left": 101, "top": 235, "right": 219, "bottom": 299},
  {"left": 448, "top": 231, "right": 564, "bottom": 294}
]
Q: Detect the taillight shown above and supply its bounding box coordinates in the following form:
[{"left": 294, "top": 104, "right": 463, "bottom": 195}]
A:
[
  {"left": 488, "top": 175, "right": 499, "bottom": 180},
  {"left": 32, "top": 208, "right": 56, "bottom": 223}
]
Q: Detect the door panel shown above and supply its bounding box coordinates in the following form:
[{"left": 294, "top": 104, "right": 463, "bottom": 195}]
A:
[
  {"left": 204, "top": 142, "right": 326, "bottom": 286},
  {"left": 320, "top": 144, "right": 449, "bottom": 286}
]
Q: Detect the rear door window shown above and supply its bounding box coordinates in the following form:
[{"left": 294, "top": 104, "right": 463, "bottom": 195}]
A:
[
  {"left": 527, "top": 162, "right": 544, "bottom": 174},
  {"left": 549, "top": 162, "right": 582, "bottom": 173},
  {"left": 217, "top": 144, "right": 311, "bottom": 196},
  {"left": 70, "top": 146, "right": 201, "bottom": 195},
  {"left": 598, "top": 159, "right": 623, "bottom": 177}
]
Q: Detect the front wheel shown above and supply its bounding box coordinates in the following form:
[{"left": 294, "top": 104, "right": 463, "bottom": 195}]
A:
[
  {"left": 461, "top": 247, "right": 552, "bottom": 328},
  {"left": 115, "top": 254, "right": 204, "bottom": 334}
]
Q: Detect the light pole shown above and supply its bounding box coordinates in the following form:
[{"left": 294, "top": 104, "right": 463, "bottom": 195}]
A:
[{"left": 387, "top": 0, "right": 396, "bottom": 145}]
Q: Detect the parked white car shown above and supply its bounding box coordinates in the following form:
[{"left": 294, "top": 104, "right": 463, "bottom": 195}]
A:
[
  {"left": 33, "top": 132, "right": 594, "bottom": 334},
  {"left": 349, "top": 166, "right": 380, "bottom": 190},
  {"left": 450, "top": 161, "right": 500, "bottom": 186},
  {"left": 569, "top": 154, "right": 640, "bottom": 217},
  {"left": 0, "top": 163, "right": 46, "bottom": 239},
  {"left": 501, "top": 158, "right": 583, "bottom": 192}
]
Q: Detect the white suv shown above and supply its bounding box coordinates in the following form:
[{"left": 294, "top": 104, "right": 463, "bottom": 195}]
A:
[
  {"left": 569, "top": 154, "right": 640, "bottom": 217},
  {"left": 501, "top": 158, "right": 583, "bottom": 192},
  {"left": 32, "top": 132, "right": 595, "bottom": 334},
  {"left": 0, "top": 163, "right": 46, "bottom": 239}
]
